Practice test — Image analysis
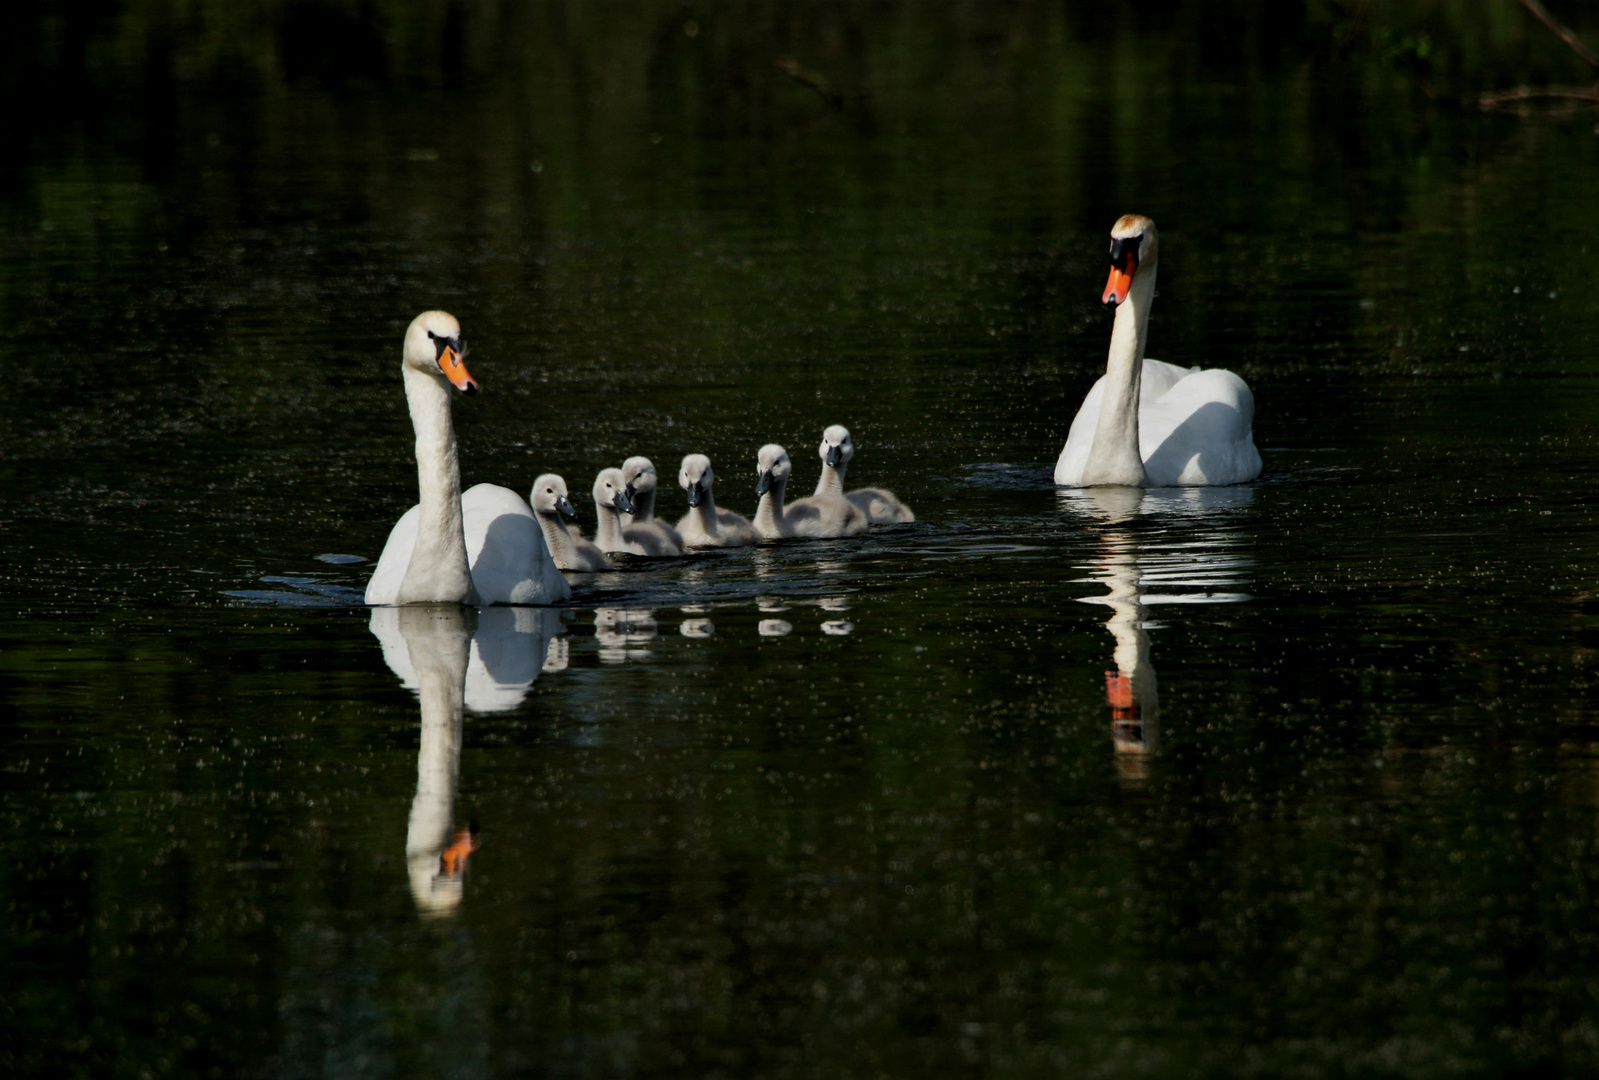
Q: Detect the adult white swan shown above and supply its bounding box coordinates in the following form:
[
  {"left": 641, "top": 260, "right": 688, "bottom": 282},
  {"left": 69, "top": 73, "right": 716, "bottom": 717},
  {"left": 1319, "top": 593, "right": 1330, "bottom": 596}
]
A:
[
  {"left": 365, "top": 311, "right": 571, "bottom": 606},
  {"left": 1054, "top": 216, "right": 1261, "bottom": 487}
]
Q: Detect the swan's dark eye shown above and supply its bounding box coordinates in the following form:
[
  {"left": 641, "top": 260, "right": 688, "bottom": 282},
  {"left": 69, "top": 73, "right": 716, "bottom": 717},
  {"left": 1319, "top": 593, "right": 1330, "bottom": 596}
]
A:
[
  {"left": 1108, "top": 234, "right": 1143, "bottom": 270},
  {"left": 426, "top": 329, "right": 464, "bottom": 361}
]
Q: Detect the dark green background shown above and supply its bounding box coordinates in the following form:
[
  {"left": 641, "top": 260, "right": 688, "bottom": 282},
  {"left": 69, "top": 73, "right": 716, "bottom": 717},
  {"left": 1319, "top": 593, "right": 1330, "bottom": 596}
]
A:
[{"left": 4, "top": 2, "right": 1599, "bottom": 1076}]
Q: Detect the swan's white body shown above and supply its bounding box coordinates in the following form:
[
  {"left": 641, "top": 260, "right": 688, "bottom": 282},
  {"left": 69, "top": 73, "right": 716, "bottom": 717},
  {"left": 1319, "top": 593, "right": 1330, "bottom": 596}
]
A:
[
  {"left": 1054, "top": 217, "right": 1260, "bottom": 489},
  {"left": 814, "top": 425, "right": 914, "bottom": 524},
  {"left": 1054, "top": 360, "right": 1260, "bottom": 487},
  {"left": 365, "top": 312, "right": 571, "bottom": 606},
  {"left": 754, "top": 444, "right": 868, "bottom": 539},
  {"left": 368, "top": 483, "right": 574, "bottom": 604}
]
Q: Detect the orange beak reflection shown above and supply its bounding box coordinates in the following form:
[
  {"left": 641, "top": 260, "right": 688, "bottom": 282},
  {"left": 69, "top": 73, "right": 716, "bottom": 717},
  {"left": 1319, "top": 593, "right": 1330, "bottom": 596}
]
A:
[
  {"left": 439, "top": 346, "right": 479, "bottom": 394},
  {"left": 439, "top": 829, "right": 478, "bottom": 877},
  {"left": 1103, "top": 255, "right": 1136, "bottom": 308}
]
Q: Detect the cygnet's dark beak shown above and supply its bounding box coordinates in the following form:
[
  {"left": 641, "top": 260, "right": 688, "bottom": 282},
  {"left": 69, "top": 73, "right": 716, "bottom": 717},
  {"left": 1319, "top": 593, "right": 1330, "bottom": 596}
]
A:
[
  {"left": 613, "top": 488, "right": 635, "bottom": 514},
  {"left": 824, "top": 444, "right": 843, "bottom": 468},
  {"left": 556, "top": 495, "right": 577, "bottom": 519},
  {"left": 755, "top": 469, "right": 774, "bottom": 497},
  {"left": 624, "top": 482, "right": 638, "bottom": 503},
  {"left": 685, "top": 480, "right": 704, "bottom": 508}
]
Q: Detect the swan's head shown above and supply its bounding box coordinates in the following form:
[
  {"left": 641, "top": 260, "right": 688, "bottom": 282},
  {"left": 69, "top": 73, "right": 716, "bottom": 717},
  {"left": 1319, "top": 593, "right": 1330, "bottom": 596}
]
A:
[
  {"left": 1103, "top": 215, "right": 1158, "bottom": 310},
  {"left": 595, "top": 467, "right": 635, "bottom": 515},
  {"left": 819, "top": 424, "right": 854, "bottom": 470},
  {"left": 621, "top": 456, "right": 657, "bottom": 502},
  {"left": 530, "top": 473, "right": 578, "bottom": 519},
  {"left": 404, "top": 310, "right": 477, "bottom": 393},
  {"left": 679, "top": 454, "right": 713, "bottom": 508},
  {"left": 755, "top": 444, "right": 792, "bottom": 496}
]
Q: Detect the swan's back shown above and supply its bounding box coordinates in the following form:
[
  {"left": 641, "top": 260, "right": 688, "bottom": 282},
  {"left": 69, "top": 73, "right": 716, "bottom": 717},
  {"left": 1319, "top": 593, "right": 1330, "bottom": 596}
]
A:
[
  {"left": 846, "top": 488, "right": 915, "bottom": 524},
  {"left": 462, "top": 483, "right": 572, "bottom": 604},
  {"left": 784, "top": 493, "right": 868, "bottom": 538},
  {"left": 620, "top": 522, "right": 685, "bottom": 557},
  {"left": 1140, "top": 368, "right": 1259, "bottom": 486}
]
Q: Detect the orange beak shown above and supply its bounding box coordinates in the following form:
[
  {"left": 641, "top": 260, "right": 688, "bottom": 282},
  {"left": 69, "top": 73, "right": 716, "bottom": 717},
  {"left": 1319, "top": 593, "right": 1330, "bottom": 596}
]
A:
[
  {"left": 1103, "top": 254, "right": 1136, "bottom": 308},
  {"left": 439, "top": 346, "right": 478, "bottom": 394}
]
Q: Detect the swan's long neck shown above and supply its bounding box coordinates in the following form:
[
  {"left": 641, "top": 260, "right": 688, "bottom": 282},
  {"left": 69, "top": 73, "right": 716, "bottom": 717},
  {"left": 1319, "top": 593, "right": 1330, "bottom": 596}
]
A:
[
  {"left": 534, "top": 509, "right": 580, "bottom": 566},
  {"left": 594, "top": 501, "right": 625, "bottom": 549},
  {"left": 754, "top": 475, "right": 788, "bottom": 534},
  {"left": 814, "top": 462, "right": 846, "bottom": 497},
  {"left": 398, "top": 366, "right": 478, "bottom": 604},
  {"left": 1082, "top": 267, "right": 1157, "bottom": 487}
]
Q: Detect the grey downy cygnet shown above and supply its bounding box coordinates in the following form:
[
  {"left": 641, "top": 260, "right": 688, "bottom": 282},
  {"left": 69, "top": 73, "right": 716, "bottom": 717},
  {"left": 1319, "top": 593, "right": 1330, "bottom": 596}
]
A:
[
  {"left": 754, "top": 443, "right": 867, "bottom": 540},
  {"left": 593, "top": 467, "right": 683, "bottom": 557},
  {"left": 676, "top": 454, "right": 758, "bottom": 548},
  {"left": 619, "top": 456, "right": 686, "bottom": 554},
  {"left": 528, "top": 473, "right": 614, "bottom": 572},
  {"left": 814, "top": 424, "right": 915, "bottom": 524}
]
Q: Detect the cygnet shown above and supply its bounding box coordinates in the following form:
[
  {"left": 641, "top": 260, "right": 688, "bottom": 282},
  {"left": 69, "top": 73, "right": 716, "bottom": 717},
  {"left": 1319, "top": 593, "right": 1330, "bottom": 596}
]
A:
[
  {"left": 592, "top": 467, "right": 683, "bottom": 557},
  {"left": 620, "top": 456, "right": 687, "bottom": 554},
  {"left": 676, "top": 454, "right": 758, "bottom": 548},
  {"left": 814, "top": 424, "right": 915, "bottom": 524},
  {"left": 528, "top": 473, "right": 614, "bottom": 572},
  {"left": 753, "top": 444, "right": 867, "bottom": 539}
]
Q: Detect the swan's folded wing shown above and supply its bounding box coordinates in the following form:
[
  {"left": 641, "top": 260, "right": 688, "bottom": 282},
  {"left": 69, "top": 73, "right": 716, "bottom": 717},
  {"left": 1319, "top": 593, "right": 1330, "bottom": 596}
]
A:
[
  {"left": 1140, "top": 368, "right": 1260, "bottom": 486},
  {"left": 1055, "top": 374, "right": 1109, "bottom": 486},
  {"left": 462, "top": 483, "right": 572, "bottom": 605},
  {"left": 365, "top": 504, "right": 421, "bottom": 605}
]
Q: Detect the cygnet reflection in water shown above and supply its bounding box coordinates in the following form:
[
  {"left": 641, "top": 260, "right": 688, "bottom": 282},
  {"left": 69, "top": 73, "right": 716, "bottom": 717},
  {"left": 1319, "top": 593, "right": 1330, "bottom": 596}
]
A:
[
  {"left": 759, "top": 619, "right": 793, "bottom": 637},
  {"left": 594, "top": 608, "right": 658, "bottom": 664},
  {"left": 681, "top": 618, "right": 715, "bottom": 638},
  {"left": 543, "top": 636, "right": 570, "bottom": 673}
]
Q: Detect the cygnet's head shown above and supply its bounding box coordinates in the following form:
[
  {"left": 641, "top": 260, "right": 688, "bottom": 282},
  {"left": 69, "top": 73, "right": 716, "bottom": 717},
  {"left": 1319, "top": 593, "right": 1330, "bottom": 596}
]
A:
[
  {"left": 1102, "top": 215, "right": 1159, "bottom": 310},
  {"left": 755, "top": 444, "right": 792, "bottom": 496},
  {"left": 529, "top": 473, "right": 578, "bottom": 519},
  {"left": 403, "top": 310, "right": 477, "bottom": 393},
  {"left": 594, "top": 467, "right": 635, "bottom": 515},
  {"left": 819, "top": 424, "right": 854, "bottom": 470},
  {"left": 679, "top": 454, "right": 714, "bottom": 508},
  {"left": 621, "top": 456, "right": 657, "bottom": 500}
]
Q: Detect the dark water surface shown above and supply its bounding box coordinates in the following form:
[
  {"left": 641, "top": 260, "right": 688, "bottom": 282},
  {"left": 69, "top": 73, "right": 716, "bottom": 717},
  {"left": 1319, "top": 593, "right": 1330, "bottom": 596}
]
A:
[{"left": 5, "top": 3, "right": 1599, "bottom": 1076}]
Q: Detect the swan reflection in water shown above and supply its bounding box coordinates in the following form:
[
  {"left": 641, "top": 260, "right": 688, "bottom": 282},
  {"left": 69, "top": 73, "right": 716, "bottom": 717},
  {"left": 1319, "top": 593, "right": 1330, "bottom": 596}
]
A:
[
  {"left": 369, "top": 604, "right": 563, "bottom": 915},
  {"left": 1063, "top": 486, "right": 1253, "bottom": 778}
]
